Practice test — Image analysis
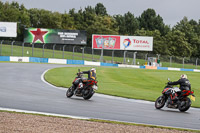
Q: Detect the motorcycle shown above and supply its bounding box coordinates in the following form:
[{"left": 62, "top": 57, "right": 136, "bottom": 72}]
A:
[
  {"left": 155, "top": 78, "right": 195, "bottom": 112},
  {"left": 66, "top": 69, "right": 98, "bottom": 100}
]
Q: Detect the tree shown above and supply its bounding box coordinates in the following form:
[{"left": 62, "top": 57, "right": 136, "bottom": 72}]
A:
[
  {"left": 61, "top": 12, "right": 75, "bottom": 29},
  {"left": 138, "top": 8, "right": 166, "bottom": 35},
  {"left": 174, "top": 17, "right": 200, "bottom": 57},
  {"left": 165, "top": 30, "right": 192, "bottom": 57},
  {"left": 95, "top": 3, "right": 107, "bottom": 16},
  {"left": 114, "top": 12, "right": 139, "bottom": 35},
  {"left": 124, "top": 12, "right": 139, "bottom": 35},
  {"left": 87, "top": 16, "right": 118, "bottom": 47},
  {"left": 114, "top": 14, "right": 126, "bottom": 35}
]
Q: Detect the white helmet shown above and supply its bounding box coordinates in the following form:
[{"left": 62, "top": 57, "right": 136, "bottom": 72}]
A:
[
  {"left": 91, "top": 68, "right": 96, "bottom": 73},
  {"left": 180, "top": 74, "right": 187, "bottom": 79}
]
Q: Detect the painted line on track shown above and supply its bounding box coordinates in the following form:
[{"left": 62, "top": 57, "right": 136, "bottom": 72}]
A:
[
  {"left": 0, "top": 107, "right": 89, "bottom": 120},
  {"left": 0, "top": 68, "right": 199, "bottom": 131},
  {"left": 0, "top": 107, "right": 198, "bottom": 131},
  {"left": 41, "top": 69, "right": 200, "bottom": 111}
]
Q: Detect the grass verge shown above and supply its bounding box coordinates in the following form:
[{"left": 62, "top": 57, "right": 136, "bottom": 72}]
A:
[{"left": 44, "top": 66, "right": 200, "bottom": 107}]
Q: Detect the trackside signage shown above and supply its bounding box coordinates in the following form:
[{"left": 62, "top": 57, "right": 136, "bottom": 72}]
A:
[
  {"left": 24, "top": 28, "right": 87, "bottom": 45},
  {"left": 0, "top": 22, "right": 17, "bottom": 37},
  {"left": 92, "top": 34, "right": 153, "bottom": 51}
]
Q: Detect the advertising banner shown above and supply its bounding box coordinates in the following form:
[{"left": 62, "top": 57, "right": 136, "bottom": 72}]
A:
[
  {"left": 24, "top": 28, "right": 87, "bottom": 45},
  {"left": 120, "top": 36, "right": 153, "bottom": 51},
  {"left": 0, "top": 22, "right": 17, "bottom": 37},
  {"left": 92, "top": 34, "right": 153, "bottom": 51},
  {"left": 92, "top": 35, "right": 120, "bottom": 49}
]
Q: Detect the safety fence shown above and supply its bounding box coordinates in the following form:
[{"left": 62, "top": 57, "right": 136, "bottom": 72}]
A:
[
  {"left": 0, "top": 56, "right": 200, "bottom": 72},
  {"left": 0, "top": 40, "right": 199, "bottom": 69}
]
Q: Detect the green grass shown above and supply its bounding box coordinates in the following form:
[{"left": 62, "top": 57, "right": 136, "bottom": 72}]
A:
[
  {"left": 44, "top": 66, "right": 200, "bottom": 108},
  {"left": 1, "top": 44, "right": 200, "bottom": 69}
]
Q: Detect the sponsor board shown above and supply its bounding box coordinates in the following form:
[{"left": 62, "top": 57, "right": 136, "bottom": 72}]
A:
[
  {"left": 0, "top": 22, "right": 17, "bottom": 37},
  {"left": 92, "top": 34, "right": 153, "bottom": 51},
  {"left": 24, "top": 28, "right": 87, "bottom": 45},
  {"left": 92, "top": 35, "right": 120, "bottom": 49}
]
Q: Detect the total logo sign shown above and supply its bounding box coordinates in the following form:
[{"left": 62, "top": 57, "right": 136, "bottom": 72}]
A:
[{"left": 120, "top": 36, "right": 153, "bottom": 51}]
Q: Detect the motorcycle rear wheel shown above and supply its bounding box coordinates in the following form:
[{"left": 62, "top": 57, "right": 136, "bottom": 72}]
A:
[
  {"left": 178, "top": 97, "right": 191, "bottom": 112},
  {"left": 83, "top": 87, "right": 94, "bottom": 100},
  {"left": 66, "top": 86, "right": 74, "bottom": 98},
  {"left": 155, "top": 96, "right": 166, "bottom": 109}
]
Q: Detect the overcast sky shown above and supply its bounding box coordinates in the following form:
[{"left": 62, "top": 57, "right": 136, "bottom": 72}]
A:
[{"left": 1, "top": 0, "right": 200, "bottom": 26}]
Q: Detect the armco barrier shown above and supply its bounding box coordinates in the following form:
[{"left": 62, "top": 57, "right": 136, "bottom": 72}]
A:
[
  {"left": 84, "top": 61, "right": 100, "bottom": 66},
  {"left": 168, "top": 67, "right": 180, "bottom": 71},
  {"left": 157, "top": 67, "right": 168, "bottom": 70},
  {"left": 0, "top": 56, "right": 10, "bottom": 61},
  {"left": 67, "top": 60, "right": 84, "bottom": 65},
  {"left": 48, "top": 58, "right": 66, "bottom": 64},
  {"left": 180, "top": 68, "right": 194, "bottom": 71},
  {"left": 10, "top": 56, "right": 29, "bottom": 62},
  {"left": 1, "top": 56, "right": 200, "bottom": 72},
  {"left": 118, "top": 64, "right": 140, "bottom": 68},
  {"left": 100, "top": 62, "right": 118, "bottom": 67},
  {"left": 29, "top": 57, "right": 48, "bottom": 63}
]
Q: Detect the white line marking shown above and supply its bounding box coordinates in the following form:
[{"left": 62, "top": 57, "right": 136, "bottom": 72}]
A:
[
  {"left": 1, "top": 107, "right": 198, "bottom": 131},
  {"left": 41, "top": 69, "right": 200, "bottom": 111},
  {"left": 0, "top": 107, "right": 89, "bottom": 120}
]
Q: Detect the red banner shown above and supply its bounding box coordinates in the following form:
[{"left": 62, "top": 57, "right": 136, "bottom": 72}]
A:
[{"left": 92, "top": 35, "right": 120, "bottom": 49}]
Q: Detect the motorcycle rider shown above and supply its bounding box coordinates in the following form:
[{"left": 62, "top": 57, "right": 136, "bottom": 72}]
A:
[
  {"left": 168, "top": 74, "right": 191, "bottom": 102},
  {"left": 74, "top": 68, "right": 96, "bottom": 93}
]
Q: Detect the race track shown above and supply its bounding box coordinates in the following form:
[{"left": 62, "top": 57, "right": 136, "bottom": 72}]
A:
[{"left": 0, "top": 63, "right": 200, "bottom": 130}]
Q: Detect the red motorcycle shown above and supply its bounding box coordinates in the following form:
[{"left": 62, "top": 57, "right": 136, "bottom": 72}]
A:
[
  {"left": 155, "top": 78, "right": 195, "bottom": 112},
  {"left": 66, "top": 69, "right": 98, "bottom": 100}
]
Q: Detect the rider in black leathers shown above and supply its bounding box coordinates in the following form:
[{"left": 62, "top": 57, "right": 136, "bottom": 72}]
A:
[{"left": 168, "top": 74, "right": 191, "bottom": 101}]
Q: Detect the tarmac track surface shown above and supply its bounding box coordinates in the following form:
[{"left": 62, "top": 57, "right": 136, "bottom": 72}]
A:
[{"left": 0, "top": 63, "right": 200, "bottom": 130}]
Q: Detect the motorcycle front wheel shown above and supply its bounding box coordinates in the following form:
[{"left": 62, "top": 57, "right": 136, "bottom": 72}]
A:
[
  {"left": 83, "top": 87, "right": 94, "bottom": 100},
  {"left": 178, "top": 97, "right": 191, "bottom": 112},
  {"left": 66, "top": 86, "right": 74, "bottom": 98},
  {"left": 155, "top": 96, "right": 166, "bottom": 109}
]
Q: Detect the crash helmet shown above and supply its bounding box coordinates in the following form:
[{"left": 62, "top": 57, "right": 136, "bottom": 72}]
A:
[
  {"left": 180, "top": 74, "right": 187, "bottom": 79},
  {"left": 91, "top": 68, "right": 96, "bottom": 73}
]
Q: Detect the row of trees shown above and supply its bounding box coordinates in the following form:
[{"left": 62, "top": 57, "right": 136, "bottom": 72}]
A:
[{"left": 0, "top": 1, "right": 200, "bottom": 58}]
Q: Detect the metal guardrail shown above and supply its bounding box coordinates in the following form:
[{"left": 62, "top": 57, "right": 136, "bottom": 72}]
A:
[{"left": 0, "top": 40, "right": 199, "bottom": 69}]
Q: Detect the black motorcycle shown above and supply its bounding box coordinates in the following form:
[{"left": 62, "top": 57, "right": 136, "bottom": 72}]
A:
[
  {"left": 66, "top": 69, "right": 98, "bottom": 100},
  {"left": 155, "top": 78, "right": 195, "bottom": 112}
]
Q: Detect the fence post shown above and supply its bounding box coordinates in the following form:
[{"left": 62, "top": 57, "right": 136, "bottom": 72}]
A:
[
  {"left": 196, "top": 58, "right": 198, "bottom": 69},
  {"left": 145, "top": 53, "right": 148, "bottom": 62},
  {"left": 32, "top": 43, "right": 34, "bottom": 57},
  {"left": 72, "top": 46, "right": 76, "bottom": 60},
  {"left": 53, "top": 44, "right": 56, "bottom": 58},
  {"left": 112, "top": 50, "right": 114, "bottom": 64},
  {"left": 123, "top": 51, "right": 127, "bottom": 64},
  {"left": 183, "top": 57, "right": 185, "bottom": 68},
  {"left": 92, "top": 48, "right": 94, "bottom": 61},
  {"left": 22, "top": 42, "right": 24, "bottom": 56},
  {"left": 0, "top": 40, "right": 4, "bottom": 56},
  {"left": 100, "top": 48, "right": 104, "bottom": 62},
  {"left": 11, "top": 41, "right": 15, "bottom": 56},
  {"left": 156, "top": 54, "right": 160, "bottom": 60},
  {"left": 132, "top": 52, "right": 137, "bottom": 65},
  {"left": 42, "top": 44, "right": 46, "bottom": 58},
  {"left": 62, "top": 45, "right": 66, "bottom": 59},
  {"left": 170, "top": 56, "right": 172, "bottom": 67},
  {"left": 82, "top": 47, "right": 85, "bottom": 60}
]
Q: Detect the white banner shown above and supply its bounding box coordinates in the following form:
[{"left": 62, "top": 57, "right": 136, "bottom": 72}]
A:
[
  {"left": 120, "top": 36, "right": 153, "bottom": 51},
  {"left": 0, "top": 22, "right": 17, "bottom": 37}
]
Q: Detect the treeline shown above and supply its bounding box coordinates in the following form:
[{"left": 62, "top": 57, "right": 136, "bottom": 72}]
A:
[{"left": 0, "top": 1, "right": 200, "bottom": 58}]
